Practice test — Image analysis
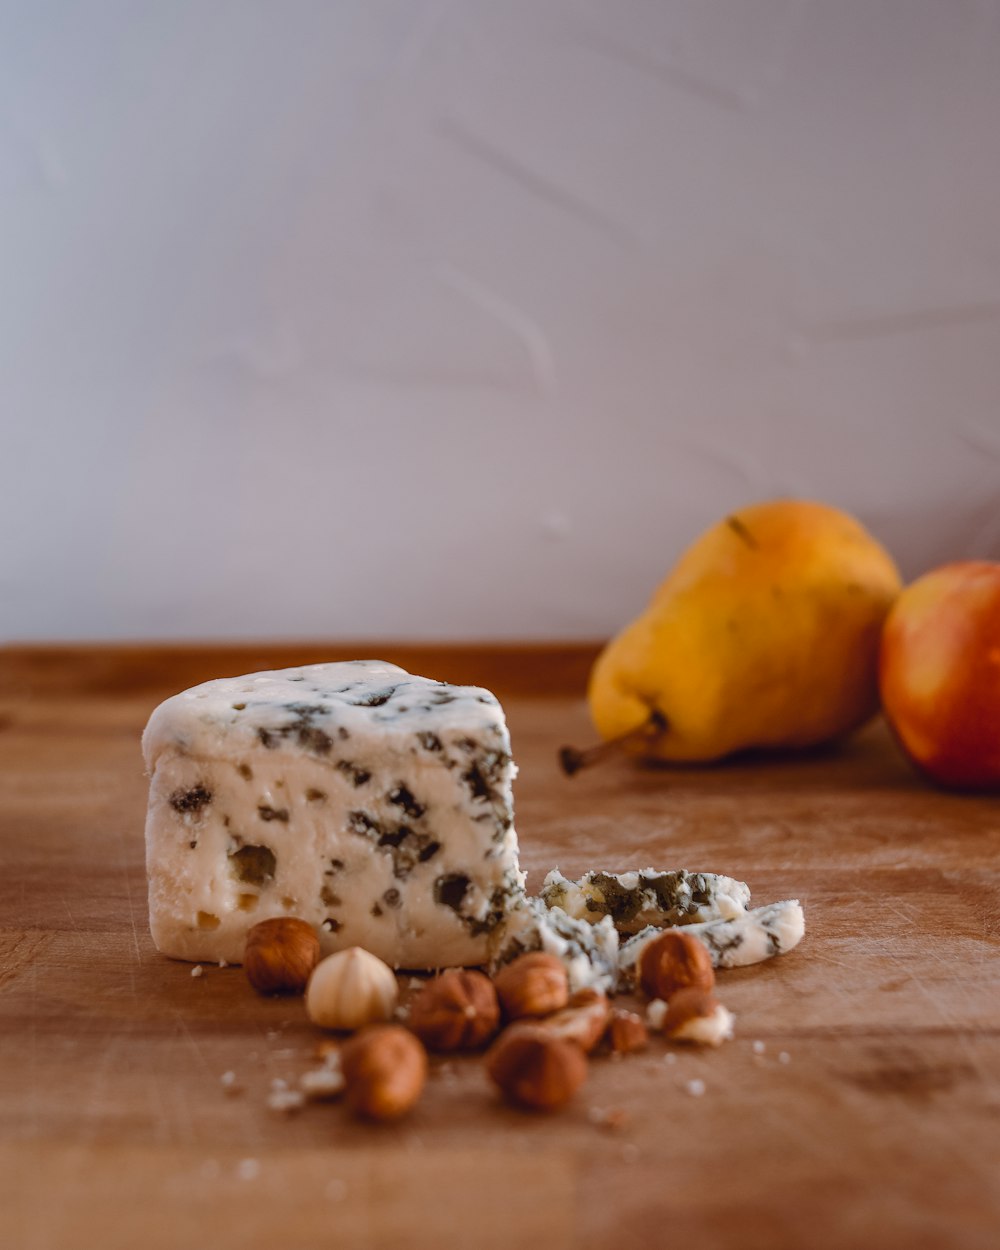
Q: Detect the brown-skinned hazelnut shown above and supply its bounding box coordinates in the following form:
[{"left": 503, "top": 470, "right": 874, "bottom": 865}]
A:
[
  {"left": 638, "top": 930, "right": 715, "bottom": 1000},
  {"left": 485, "top": 1027, "right": 588, "bottom": 1112},
  {"left": 243, "top": 917, "right": 320, "bottom": 995},
  {"left": 518, "top": 987, "right": 611, "bottom": 1053},
  {"left": 493, "top": 952, "right": 569, "bottom": 1020},
  {"left": 341, "top": 1024, "right": 427, "bottom": 1121},
  {"left": 607, "top": 1009, "right": 650, "bottom": 1054},
  {"left": 408, "top": 969, "right": 500, "bottom": 1051}
]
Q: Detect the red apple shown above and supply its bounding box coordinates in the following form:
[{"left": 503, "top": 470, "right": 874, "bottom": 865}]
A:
[{"left": 879, "top": 560, "right": 1000, "bottom": 790}]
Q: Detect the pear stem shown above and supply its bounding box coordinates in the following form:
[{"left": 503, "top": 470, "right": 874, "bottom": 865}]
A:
[{"left": 558, "top": 710, "right": 668, "bottom": 777}]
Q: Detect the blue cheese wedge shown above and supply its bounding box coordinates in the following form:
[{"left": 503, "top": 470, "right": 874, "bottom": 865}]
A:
[
  {"left": 540, "top": 867, "right": 751, "bottom": 935},
  {"left": 618, "top": 900, "right": 806, "bottom": 977},
  {"left": 142, "top": 661, "right": 525, "bottom": 968},
  {"left": 489, "top": 897, "right": 619, "bottom": 993}
]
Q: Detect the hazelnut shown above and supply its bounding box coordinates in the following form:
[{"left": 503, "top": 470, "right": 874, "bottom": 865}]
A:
[
  {"left": 408, "top": 969, "right": 500, "bottom": 1051},
  {"left": 662, "top": 987, "right": 735, "bottom": 1047},
  {"left": 607, "top": 1009, "right": 649, "bottom": 1054},
  {"left": 493, "top": 952, "right": 569, "bottom": 1020},
  {"left": 341, "top": 1024, "right": 428, "bottom": 1121},
  {"left": 485, "top": 1027, "right": 588, "bottom": 1112},
  {"left": 243, "top": 917, "right": 320, "bottom": 995},
  {"left": 305, "top": 946, "right": 398, "bottom": 1031},
  {"left": 638, "top": 930, "right": 715, "bottom": 1001},
  {"left": 524, "top": 988, "right": 611, "bottom": 1054}
]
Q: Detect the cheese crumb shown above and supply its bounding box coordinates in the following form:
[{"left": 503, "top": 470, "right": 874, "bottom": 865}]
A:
[
  {"left": 670, "top": 1004, "right": 735, "bottom": 1048},
  {"left": 267, "top": 1088, "right": 306, "bottom": 1114},
  {"left": 752, "top": 1040, "right": 766, "bottom": 1055},
  {"left": 236, "top": 1159, "right": 260, "bottom": 1181},
  {"left": 219, "top": 1071, "right": 241, "bottom": 1096},
  {"left": 663, "top": 1052, "right": 677, "bottom": 1065},
  {"left": 300, "top": 1067, "right": 346, "bottom": 1100},
  {"left": 588, "top": 1106, "right": 628, "bottom": 1131},
  {"left": 190, "top": 965, "right": 203, "bottom": 978},
  {"left": 686, "top": 1079, "right": 706, "bottom": 1097},
  {"left": 778, "top": 1051, "right": 791, "bottom": 1065},
  {"left": 646, "top": 999, "right": 668, "bottom": 1030}
]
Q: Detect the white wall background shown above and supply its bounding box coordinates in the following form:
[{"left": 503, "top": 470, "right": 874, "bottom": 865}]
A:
[{"left": 2, "top": 0, "right": 999, "bottom": 642}]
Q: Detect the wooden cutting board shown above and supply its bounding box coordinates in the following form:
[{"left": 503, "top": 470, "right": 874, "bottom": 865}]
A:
[{"left": 2, "top": 644, "right": 998, "bottom": 1250}]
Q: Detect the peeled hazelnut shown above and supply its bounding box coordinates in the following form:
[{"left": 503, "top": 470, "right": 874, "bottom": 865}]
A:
[
  {"left": 408, "top": 969, "right": 500, "bottom": 1051},
  {"left": 493, "top": 952, "right": 569, "bottom": 1020},
  {"left": 638, "top": 930, "right": 715, "bottom": 1001},
  {"left": 607, "top": 1009, "right": 650, "bottom": 1054},
  {"left": 485, "top": 1027, "right": 588, "bottom": 1112},
  {"left": 524, "top": 988, "right": 611, "bottom": 1054},
  {"left": 341, "top": 1024, "right": 427, "bottom": 1121},
  {"left": 662, "top": 987, "right": 735, "bottom": 1047},
  {"left": 305, "top": 946, "right": 399, "bottom": 1031},
  {"left": 243, "top": 918, "right": 321, "bottom": 995}
]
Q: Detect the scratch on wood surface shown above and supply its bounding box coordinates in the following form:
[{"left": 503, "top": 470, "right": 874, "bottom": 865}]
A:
[
  {"left": 909, "top": 966, "right": 967, "bottom": 1036},
  {"left": 145, "top": 1049, "right": 184, "bottom": 1148},
  {"left": 804, "top": 950, "right": 857, "bottom": 973},
  {"left": 62, "top": 896, "right": 77, "bottom": 930},
  {"left": 875, "top": 897, "right": 921, "bottom": 934},
  {"left": 119, "top": 827, "right": 143, "bottom": 973},
  {"left": 173, "top": 1013, "right": 213, "bottom": 1078},
  {"left": 81, "top": 1036, "right": 121, "bottom": 1134},
  {"left": 28, "top": 956, "right": 39, "bottom": 1138},
  {"left": 0, "top": 929, "right": 56, "bottom": 991}
]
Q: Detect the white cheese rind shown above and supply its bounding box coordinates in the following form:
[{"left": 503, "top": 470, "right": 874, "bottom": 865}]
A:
[
  {"left": 540, "top": 867, "right": 751, "bottom": 934},
  {"left": 142, "top": 661, "right": 525, "bottom": 967}
]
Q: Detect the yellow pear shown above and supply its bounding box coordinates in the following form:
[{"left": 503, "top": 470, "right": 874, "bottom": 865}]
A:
[{"left": 582, "top": 500, "right": 901, "bottom": 765}]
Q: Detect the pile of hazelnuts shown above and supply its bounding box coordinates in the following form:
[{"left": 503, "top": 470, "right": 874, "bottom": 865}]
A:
[{"left": 240, "top": 916, "right": 726, "bottom": 1123}]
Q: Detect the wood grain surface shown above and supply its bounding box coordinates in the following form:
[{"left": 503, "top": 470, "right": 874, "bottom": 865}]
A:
[{"left": 2, "top": 644, "right": 999, "bottom": 1250}]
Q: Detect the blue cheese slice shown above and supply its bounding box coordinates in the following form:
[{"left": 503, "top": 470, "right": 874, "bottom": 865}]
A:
[
  {"left": 540, "top": 867, "right": 751, "bottom": 934},
  {"left": 618, "top": 900, "right": 806, "bottom": 977},
  {"left": 489, "top": 897, "right": 619, "bottom": 993},
  {"left": 142, "top": 661, "right": 525, "bottom": 968}
]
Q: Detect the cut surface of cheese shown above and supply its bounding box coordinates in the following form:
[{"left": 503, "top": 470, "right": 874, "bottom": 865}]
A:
[
  {"left": 540, "top": 867, "right": 751, "bottom": 934},
  {"left": 142, "top": 661, "right": 524, "bottom": 967},
  {"left": 489, "top": 897, "right": 619, "bottom": 992}
]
